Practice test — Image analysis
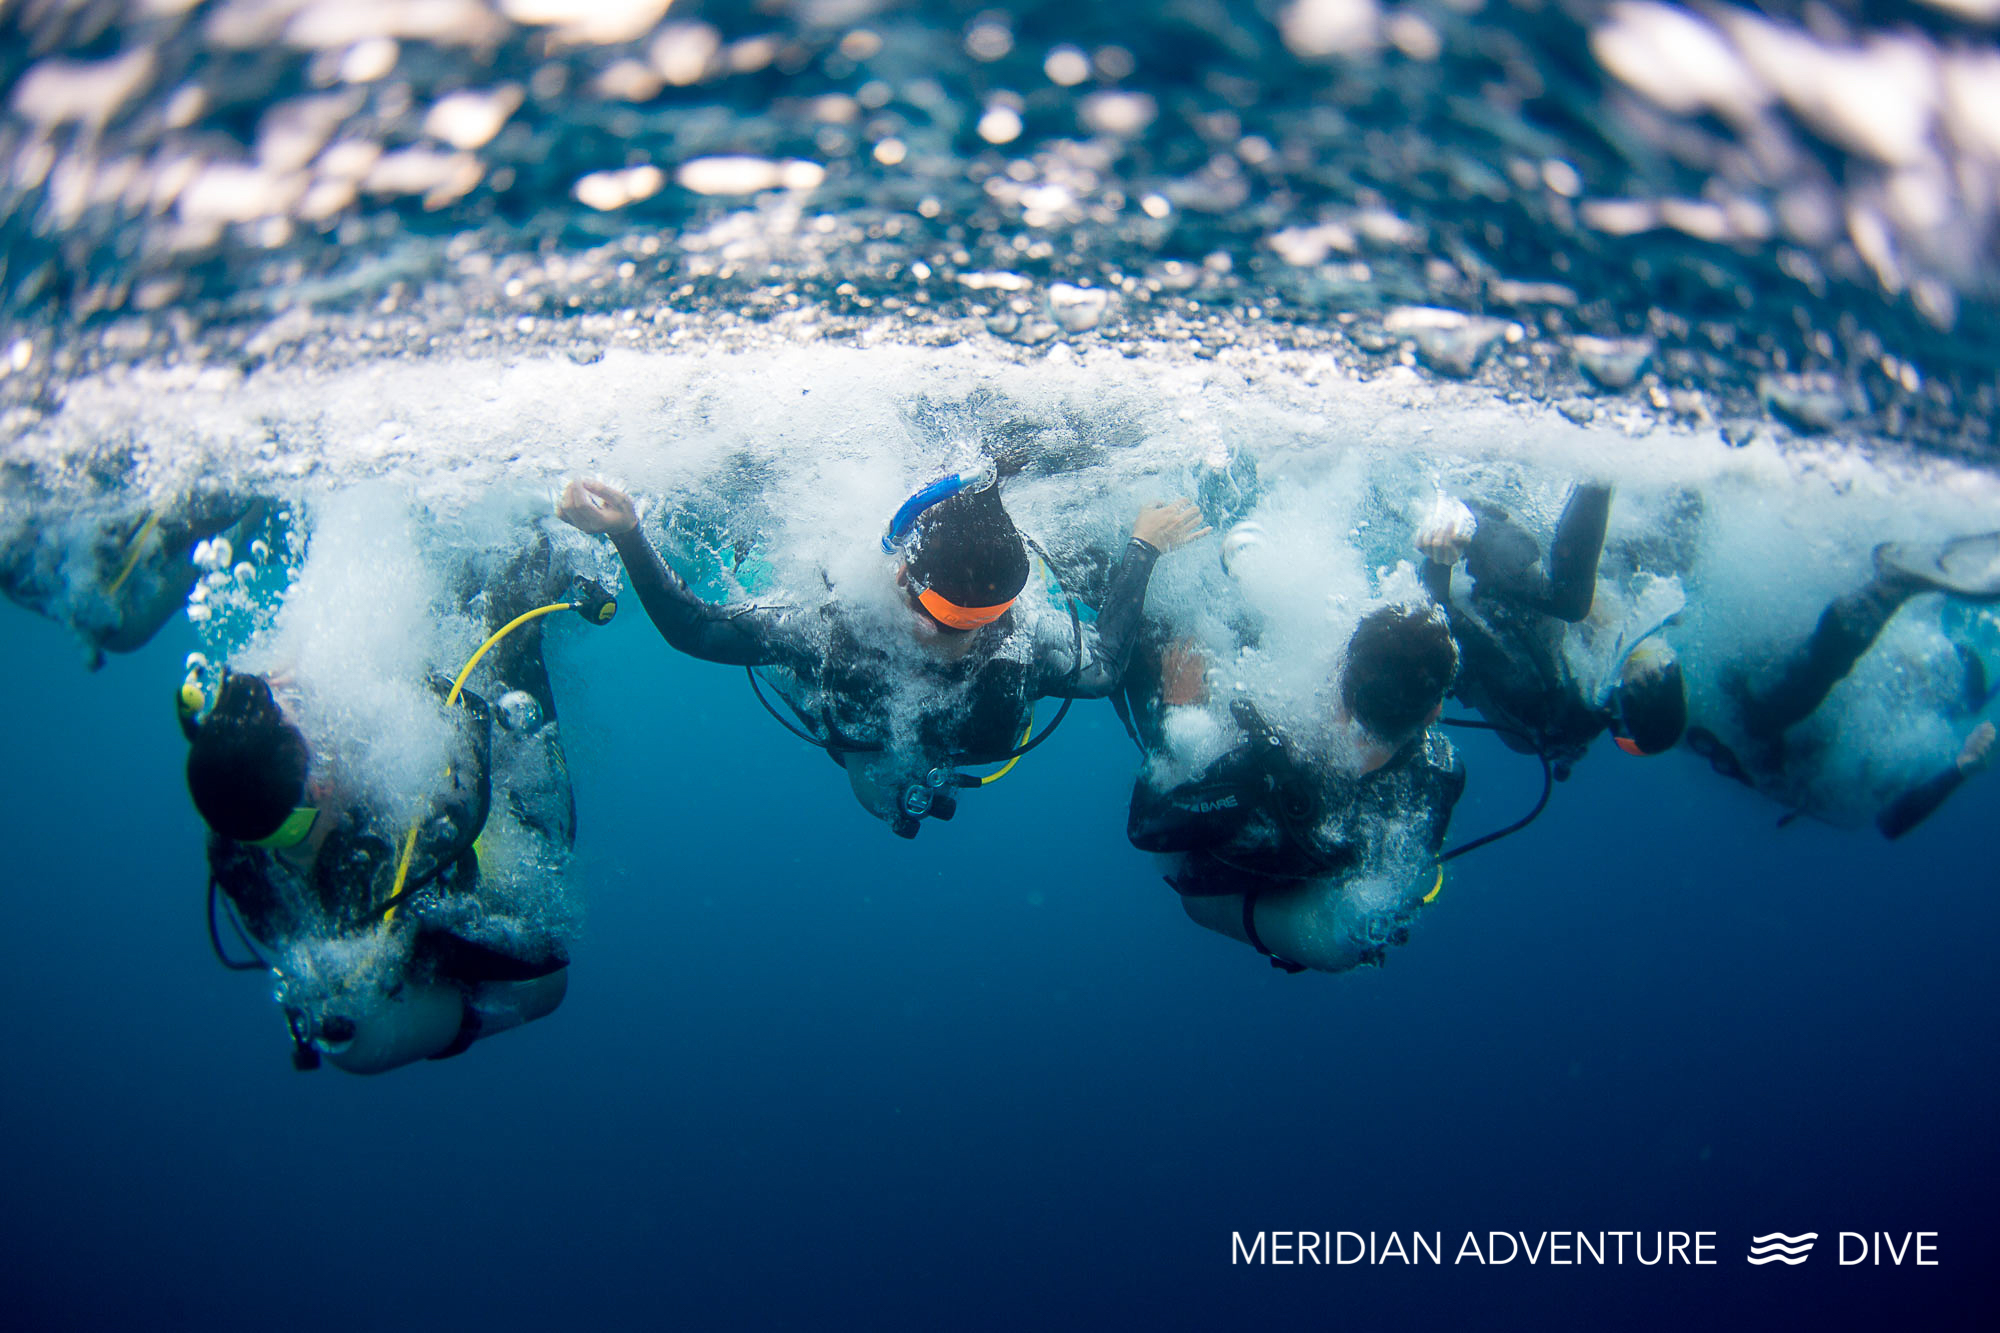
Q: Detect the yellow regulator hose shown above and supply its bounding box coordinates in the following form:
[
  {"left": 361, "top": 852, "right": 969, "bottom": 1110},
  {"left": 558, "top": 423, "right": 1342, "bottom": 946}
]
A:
[{"left": 384, "top": 602, "right": 577, "bottom": 921}]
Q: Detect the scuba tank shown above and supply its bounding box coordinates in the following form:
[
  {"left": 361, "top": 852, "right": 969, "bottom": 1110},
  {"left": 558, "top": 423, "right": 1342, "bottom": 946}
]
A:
[
  {"left": 1178, "top": 866, "right": 1438, "bottom": 976},
  {"left": 316, "top": 969, "right": 569, "bottom": 1075},
  {"left": 318, "top": 982, "right": 465, "bottom": 1075}
]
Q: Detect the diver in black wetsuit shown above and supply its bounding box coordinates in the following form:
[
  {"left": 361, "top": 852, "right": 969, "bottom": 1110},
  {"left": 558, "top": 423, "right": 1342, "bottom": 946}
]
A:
[
  {"left": 1, "top": 487, "right": 261, "bottom": 667},
  {"left": 1416, "top": 481, "right": 1687, "bottom": 778},
  {"left": 183, "top": 534, "right": 591, "bottom": 1073},
  {"left": 1687, "top": 531, "right": 2000, "bottom": 839},
  {"left": 558, "top": 471, "right": 1207, "bottom": 837},
  {"left": 1124, "top": 603, "right": 1466, "bottom": 974}
]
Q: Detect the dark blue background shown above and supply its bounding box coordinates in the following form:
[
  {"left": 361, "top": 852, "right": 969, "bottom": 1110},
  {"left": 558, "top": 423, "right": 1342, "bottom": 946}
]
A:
[{"left": 1, "top": 599, "right": 1991, "bottom": 1329}]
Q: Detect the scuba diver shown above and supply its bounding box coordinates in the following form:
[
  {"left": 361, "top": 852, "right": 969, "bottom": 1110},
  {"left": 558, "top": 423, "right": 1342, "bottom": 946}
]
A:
[
  {"left": 1415, "top": 480, "right": 1688, "bottom": 779},
  {"left": 1124, "top": 602, "right": 1467, "bottom": 975},
  {"left": 0, "top": 487, "right": 262, "bottom": 667},
  {"left": 182, "top": 534, "right": 608, "bottom": 1073},
  {"left": 557, "top": 468, "right": 1207, "bottom": 837},
  {"left": 1686, "top": 531, "right": 2000, "bottom": 839}
]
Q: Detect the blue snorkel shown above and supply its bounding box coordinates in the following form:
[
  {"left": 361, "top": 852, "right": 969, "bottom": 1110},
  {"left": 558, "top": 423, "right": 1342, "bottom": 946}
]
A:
[{"left": 881, "top": 460, "right": 998, "bottom": 553}]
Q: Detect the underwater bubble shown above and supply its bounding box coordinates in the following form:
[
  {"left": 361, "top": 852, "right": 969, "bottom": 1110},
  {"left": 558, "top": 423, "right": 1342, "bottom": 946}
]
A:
[
  {"left": 1220, "top": 522, "right": 1268, "bottom": 579},
  {"left": 497, "top": 690, "right": 544, "bottom": 734},
  {"left": 1047, "top": 284, "right": 1108, "bottom": 333},
  {"left": 965, "top": 21, "right": 1013, "bottom": 63},
  {"left": 978, "top": 104, "right": 1023, "bottom": 145},
  {"left": 1044, "top": 46, "right": 1091, "bottom": 88}
]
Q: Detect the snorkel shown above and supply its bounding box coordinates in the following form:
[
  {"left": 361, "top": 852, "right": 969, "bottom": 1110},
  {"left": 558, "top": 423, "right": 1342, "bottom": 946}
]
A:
[
  {"left": 884, "top": 460, "right": 1026, "bottom": 632},
  {"left": 881, "top": 460, "right": 998, "bottom": 554}
]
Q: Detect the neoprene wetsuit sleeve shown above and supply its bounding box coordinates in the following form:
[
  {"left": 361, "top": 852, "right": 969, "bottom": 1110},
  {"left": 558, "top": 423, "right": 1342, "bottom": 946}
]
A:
[
  {"left": 1538, "top": 482, "right": 1611, "bottom": 623},
  {"left": 1420, "top": 557, "right": 1453, "bottom": 606},
  {"left": 1875, "top": 764, "right": 1968, "bottom": 840},
  {"left": 610, "top": 527, "right": 807, "bottom": 668},
  {"left": 1046, "top": 538, "right": 1162, "bottom": 698},
  {"left": 1462, "top": 483, "right": 1609, "bottom": 623},
  {"left": 1746, "top": 569, "right": 1920, "bottom": 739}
]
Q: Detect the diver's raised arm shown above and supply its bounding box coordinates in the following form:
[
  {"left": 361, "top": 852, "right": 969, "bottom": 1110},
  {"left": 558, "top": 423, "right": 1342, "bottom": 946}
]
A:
[
  {"left": 1419, "top": 555, "right": 1453, "bottom": 606},
  {"left": 1536, "top": 481, "right": 1613, "bottom": 623},
  {"left": 557, "top": 477, "right": 640, "bottom": 536},
  {"left": 1416, "top": 492, "right": 1474, "bottom": 604},
  {"left": 558, "top": 479, "right": 799, "bottom": 668},
  {"left": 1052, "top": 501, "right": 1208, "bottom": 698}
]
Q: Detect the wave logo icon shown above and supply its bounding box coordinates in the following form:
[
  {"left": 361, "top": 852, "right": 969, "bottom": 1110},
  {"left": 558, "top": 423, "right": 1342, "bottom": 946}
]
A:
[{"left": 1747, "top": 1233, "right": 1818, "bottom": 1265}]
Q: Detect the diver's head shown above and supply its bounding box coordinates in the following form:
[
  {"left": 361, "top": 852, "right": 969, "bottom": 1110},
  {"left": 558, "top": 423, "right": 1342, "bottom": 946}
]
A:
[
  {"left": 185, "top": 671, "right": 315, "bottom": 845},
  {"left": 1341, "top": 602, "right": 1459, "bottom": 747},
  {"left": 1609, "top": 636, "right": 1686, "bottom": 756},
  {"left": 901, "top": 486, "right": 1029, "bottom": 633}
]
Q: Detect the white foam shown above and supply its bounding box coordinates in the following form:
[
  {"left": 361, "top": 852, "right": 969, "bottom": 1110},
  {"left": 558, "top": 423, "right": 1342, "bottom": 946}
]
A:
[
  {"left": 12, "top": 339, "right": 1998, "bottom": 834},
  {"left": 231, "top": 487, "right": 457, "bottom": 829}
]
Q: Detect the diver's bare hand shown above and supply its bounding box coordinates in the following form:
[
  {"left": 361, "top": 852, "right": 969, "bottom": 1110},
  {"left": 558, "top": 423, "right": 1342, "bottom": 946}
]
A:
[
  {"left": 559, "top": 479, "right": 639, "bottom": 535},
  {"left": 1416, "top": 493, "right": 1476, "bottom": 564},
  {"left": 1132, "top": 501, "right": 1210, "bottom": 554},
  {"left": 1957, "top": 721, "right": 1995, "bottom": 775}
]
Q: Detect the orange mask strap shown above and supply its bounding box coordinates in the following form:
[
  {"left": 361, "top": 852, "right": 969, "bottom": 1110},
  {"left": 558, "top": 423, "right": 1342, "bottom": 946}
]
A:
[
  {"left": 1614, "top": 735, "right": 1648, "bottom": 757},
  {"left": 917, "top": 587, "right": 1015, "bottom": 630}
]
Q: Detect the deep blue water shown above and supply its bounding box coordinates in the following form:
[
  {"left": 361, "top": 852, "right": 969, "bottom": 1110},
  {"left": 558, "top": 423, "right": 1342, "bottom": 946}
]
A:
[
  {"left": 3, "top": 586, "right": 1993, "bottom": 1329},
  {"left": 5, "top": 0, "right": 1999, "bottom": 1323}
]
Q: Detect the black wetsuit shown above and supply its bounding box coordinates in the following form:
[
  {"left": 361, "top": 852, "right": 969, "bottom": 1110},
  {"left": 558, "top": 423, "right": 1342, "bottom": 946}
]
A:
[
  {"left": 1126, "top": 697, "right": 1465, "bottom": 968},
  {"left": 207, "top": 679, "right": 543, "bottom": 976},
  {"left": 1685, "top": 719, "right": 1978, "bottom": 841},
  {"left": 611, "top": 525, "right": 1163, "bottom": 774},
  {"left": 2, "top": 491, "right": 259, "bottom": 665},
  {"left": 1420, "top": 483, "right": 1612, "bottom": 778},
  {"left": 1743, "top": 566, "right": 1932, "bottom": 740},
  {"left": 1690, "top": 556, "right": 1982, "bottom": 840},
  {"left": 208, "top": 556, "right": 576, "bottom": 1029},
  {"left": 1876, "top": 764, "right": 1974, "bottom": 840}
]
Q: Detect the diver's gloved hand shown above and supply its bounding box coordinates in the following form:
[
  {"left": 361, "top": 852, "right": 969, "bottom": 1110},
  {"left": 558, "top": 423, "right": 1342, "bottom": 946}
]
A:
[{"left": 557, "top": 479, "right": 639, "bottom": 535}]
